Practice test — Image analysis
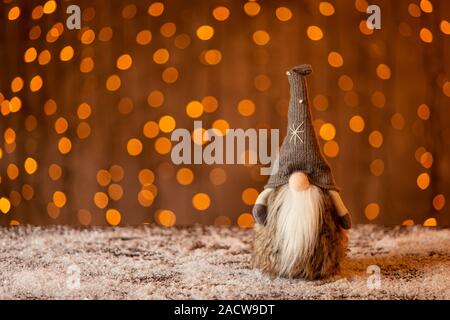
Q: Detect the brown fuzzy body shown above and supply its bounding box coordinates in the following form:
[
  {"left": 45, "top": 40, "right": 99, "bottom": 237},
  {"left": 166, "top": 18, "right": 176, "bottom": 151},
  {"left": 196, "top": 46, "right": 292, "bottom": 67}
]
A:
[{"left": 252, "top": 187, "right": 347, "bottom": 280}]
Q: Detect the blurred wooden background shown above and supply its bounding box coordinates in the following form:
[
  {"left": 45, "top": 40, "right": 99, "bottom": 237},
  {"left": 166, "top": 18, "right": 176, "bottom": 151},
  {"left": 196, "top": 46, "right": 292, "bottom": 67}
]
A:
[{"left": 1, "top": 0, "right": 449, "bottom": 227}]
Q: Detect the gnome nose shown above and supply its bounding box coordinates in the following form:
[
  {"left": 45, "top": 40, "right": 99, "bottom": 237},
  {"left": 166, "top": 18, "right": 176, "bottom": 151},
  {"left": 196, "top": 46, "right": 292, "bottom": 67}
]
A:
[{"left": 289, "top": 171, "right": 310, "bottom": 192}]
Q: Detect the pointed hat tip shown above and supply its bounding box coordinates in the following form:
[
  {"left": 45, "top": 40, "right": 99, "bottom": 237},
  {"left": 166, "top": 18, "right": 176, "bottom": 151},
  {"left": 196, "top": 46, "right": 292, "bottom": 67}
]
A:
[{"left": 287, "top": 64, "right": 312, "bottom": 76}]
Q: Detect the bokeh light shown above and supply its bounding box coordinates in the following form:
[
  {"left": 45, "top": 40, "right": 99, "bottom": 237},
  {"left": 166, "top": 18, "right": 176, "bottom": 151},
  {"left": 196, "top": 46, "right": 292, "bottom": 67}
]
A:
[
  {"left": 8, "top": 6, "right": 21, "bottom": 20},
  {"left": 106, "top": 209, "right": 121, "bottom": 226},
  {"left": 370, "top": 159, "right": 384, "bottom": 177},
  {"left": 253, "top": 31, "right": 270, "bottom": 46},
  {"left": 319, "top": 2, "right": 335, "bottom": 16},
  {"left": 306, "top": 26, "right": 323, "bottom": 41},
  {"left": 160, "top": 23, "right": 178, "bottom": 37},
  {"left": 138, "top": 169, "right": 155, "bottom": 186},
  {"left": 148, "top": 2, "right": 164, "bottom": 16},
  {"left": 143, "top": 121, "right": 159, "bottom": 138},
  {"left": 196, "top": 25, "right": 214, "bottom": 40},
  {"left": 244, "top": 2, "right": 261, "bottom": 16},
  {"left": 155, "top": 137, "right": 172, "bottom": 155},
  {"left": 275, "top": 7, "right": 293, "bottom": 22},
  {"left": 420, "top": 27, "right": 433, "bottom": 43},
  {"left": 368, "top": 131, "right": 383, "bottom": 148},
  {"left": 319, "top": 123, "right": 336, "bottom": 141},
  {"left": 323, "top": 141, "right": 339, "bottom": 158},
  {"left": 213, "top": 6, "right": 230, "bottom": 21},
  {"left": 237, "top": 213, "right": 255, "bottom": 228},
  {"left": 376, "top": 64, "right": 391, "bottom": 80},
  {"left": 423, "top": 218, "right": 437, "bottom": 227},
  {"left": 116, "top": 54, "right": 132, "bottom": 70},
  {"left": 237, "top": 99, "right": 256, "bottom": 116},
  {"left": 136, "top": 30, "right": 152, "bottom": 45},
  {"left": 417, "top": 173, "right": 430, "bottom": 190},
  {"left": 192, "top": 193, "right": 211, "bottom": 211},
  {"left": 155, "top": 209, "right": 176, "bottom": 227},
  {"left": 94, "top": 192, "right": 109, "bottom": 209},
  {"left": 349, "top": 115, "right": 365, "bottom": 133},
  {"left": 209, "top": 168, "right": 227, "bottom": 185},
  {"left": 106, "top": 74, "right": 121, "bottom": 91},
  {"left": 176, "top": 168, "right": 194, "bottom": 186},
  {"left": 53, "top": 191, "right": 67, "bottom": 208},
  {"left": 432, "top": 194, "right": 445, "bottom": 211},
  {"left": 186, "top": 101, "right": 204, "bottom": 118},
  {"left": 365, "top": 203, "right": 380, "bottom": 220},
  {"left": 159, "top": 115, "right": 176, "bottom": 132},
  {"left": 328, "top": 52, "right": 343, "bottom": 68},
  {"left": 242, "top": 188, "right": 258, "bottom": 205},
  {"left": 127, "top": 138, "right": 143, "bottom": 156}
]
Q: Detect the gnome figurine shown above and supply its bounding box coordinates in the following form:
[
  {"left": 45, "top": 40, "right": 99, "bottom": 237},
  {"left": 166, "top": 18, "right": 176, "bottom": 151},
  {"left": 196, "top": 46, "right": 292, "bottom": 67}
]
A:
[{"left": 252, "top": 64, "right": 351, "bottom": 279}]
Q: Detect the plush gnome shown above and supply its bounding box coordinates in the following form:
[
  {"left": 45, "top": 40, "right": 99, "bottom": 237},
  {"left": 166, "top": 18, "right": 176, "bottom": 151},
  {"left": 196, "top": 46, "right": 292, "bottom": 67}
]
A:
[{"left": 252, "top": 64, "right": 351, "bottom": 279}]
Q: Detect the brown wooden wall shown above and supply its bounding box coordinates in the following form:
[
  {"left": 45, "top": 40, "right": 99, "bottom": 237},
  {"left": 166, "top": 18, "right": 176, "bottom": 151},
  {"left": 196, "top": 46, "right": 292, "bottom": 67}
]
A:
[{"left": 1, "top": 0, "right": 449, "bottom": 227}]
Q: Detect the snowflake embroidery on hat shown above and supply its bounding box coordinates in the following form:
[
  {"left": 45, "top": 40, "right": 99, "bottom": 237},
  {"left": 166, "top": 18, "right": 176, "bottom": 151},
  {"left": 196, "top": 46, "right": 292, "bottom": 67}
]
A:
[{"left": 289, "top": 121, "right": 304, "bottom": 145}]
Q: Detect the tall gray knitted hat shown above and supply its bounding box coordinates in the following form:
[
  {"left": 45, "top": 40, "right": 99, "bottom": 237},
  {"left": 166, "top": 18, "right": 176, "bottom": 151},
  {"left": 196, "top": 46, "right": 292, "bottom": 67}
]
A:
[{"left": 265, "top": 64, "right": 339, "bottom": 191}]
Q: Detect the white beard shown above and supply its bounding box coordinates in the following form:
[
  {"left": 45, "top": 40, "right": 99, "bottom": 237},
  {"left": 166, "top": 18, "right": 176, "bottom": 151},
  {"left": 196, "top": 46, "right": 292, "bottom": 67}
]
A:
[{"left": 272, "top": 184, "right": 323, "bottom": 277}]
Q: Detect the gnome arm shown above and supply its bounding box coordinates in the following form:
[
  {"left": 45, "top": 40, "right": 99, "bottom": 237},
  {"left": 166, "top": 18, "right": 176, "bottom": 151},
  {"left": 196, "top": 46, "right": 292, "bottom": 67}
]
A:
[
  {"left": 329, "top": 190, "right": 352, "bottom": 229},
  {"left": 252, "top": 188, "right": 274, "bottom": 225}
]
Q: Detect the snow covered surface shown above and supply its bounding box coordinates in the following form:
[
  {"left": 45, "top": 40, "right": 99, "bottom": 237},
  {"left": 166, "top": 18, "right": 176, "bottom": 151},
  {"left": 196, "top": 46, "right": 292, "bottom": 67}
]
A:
[{"left": 0, "top": 224, "right": 449, "bottom": 299}]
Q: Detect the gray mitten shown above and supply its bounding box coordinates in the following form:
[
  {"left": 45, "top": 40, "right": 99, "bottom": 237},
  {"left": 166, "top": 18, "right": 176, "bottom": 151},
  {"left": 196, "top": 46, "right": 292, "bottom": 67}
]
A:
[
  {"left": 338, "top": 213, "right": 352, "bottom": 230},
  {"left": 252, "top": 188, "right": 273, "bottom": 226},
  {"left": 252, "top": 204, "right": 268, "bottom": 225}
]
